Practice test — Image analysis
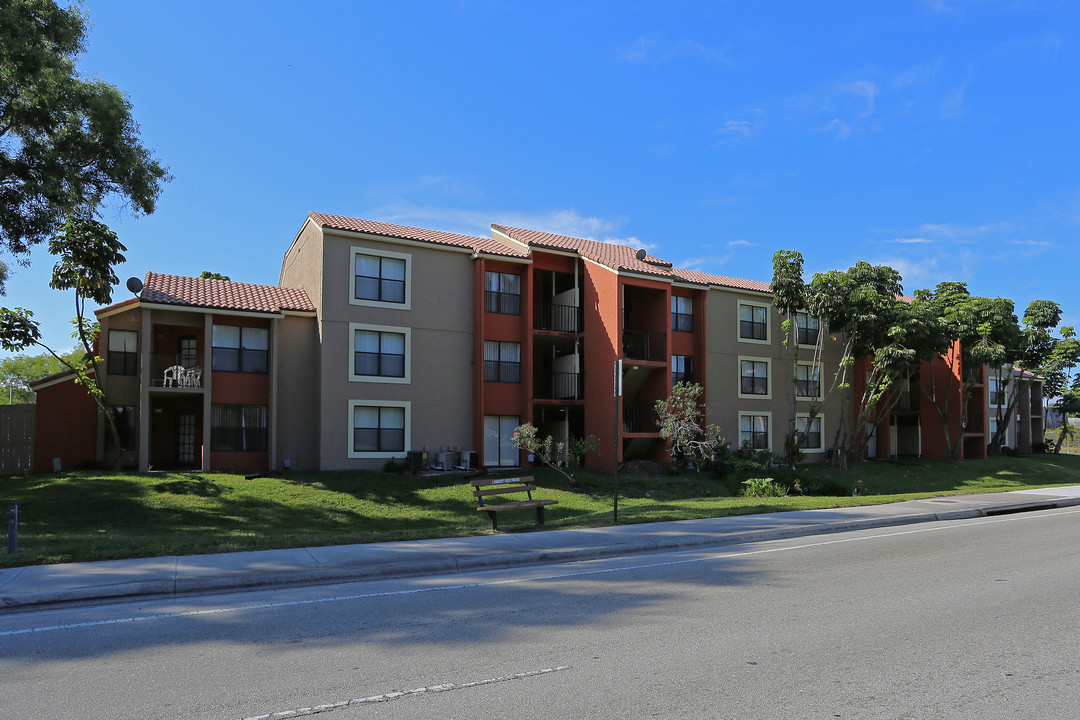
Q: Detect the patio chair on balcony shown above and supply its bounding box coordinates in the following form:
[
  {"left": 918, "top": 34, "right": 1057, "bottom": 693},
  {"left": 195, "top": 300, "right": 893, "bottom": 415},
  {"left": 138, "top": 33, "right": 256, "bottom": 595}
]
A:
[
  {"left": 163, "top": 365, "right": 184, "bottom": 387},
  {"left": 182, "top": 366, "right": 202, "bottom": 388}
]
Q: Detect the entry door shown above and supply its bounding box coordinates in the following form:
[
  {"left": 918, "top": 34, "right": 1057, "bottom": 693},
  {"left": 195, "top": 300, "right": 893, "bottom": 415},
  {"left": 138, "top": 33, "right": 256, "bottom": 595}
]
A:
[{"left": 177, "top": 412, "right": 196, "bottom": 467}]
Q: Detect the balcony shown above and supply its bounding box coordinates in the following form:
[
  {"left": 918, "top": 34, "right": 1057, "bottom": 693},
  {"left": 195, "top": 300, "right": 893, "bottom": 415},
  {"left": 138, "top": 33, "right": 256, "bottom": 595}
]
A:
[
  {"left": 963, "top": 365, "right": 984, "bottom": 385},
  {"left": 149, "top": 353, "right": 205, "bottom": 389},
  {"left": 623, "top": 401, "right": 658, "bottom": 433},
  {"left": 622, "top": 329, "right": 666, "bottom": 362},
  {"left": 534, "top": 302, "right": 581, "bottom": 333},
  {"left": 534, "top": 371, "right": 583, "bottom": 400}
]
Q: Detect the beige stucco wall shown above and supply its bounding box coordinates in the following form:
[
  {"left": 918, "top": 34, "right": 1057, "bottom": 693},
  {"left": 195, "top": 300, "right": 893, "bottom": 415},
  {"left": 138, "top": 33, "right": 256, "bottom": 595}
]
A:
[
  {"left": 313, "top": 230, "right": 476, "bottom": 470},
  {"left": 97, "top": 306, "right": 142, "bottom": 406},
  {"left": 274, "top": 313, "right": 320, "bottom": 471},
  {"left": 704, "top": 287, "right": 845, "bottom": 457}
]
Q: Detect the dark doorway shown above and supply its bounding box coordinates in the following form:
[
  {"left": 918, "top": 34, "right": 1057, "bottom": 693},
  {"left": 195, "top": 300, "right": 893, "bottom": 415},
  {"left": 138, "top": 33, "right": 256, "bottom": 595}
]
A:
[{"left": 177, "top": 412, "right": 197, "bottom": 467}]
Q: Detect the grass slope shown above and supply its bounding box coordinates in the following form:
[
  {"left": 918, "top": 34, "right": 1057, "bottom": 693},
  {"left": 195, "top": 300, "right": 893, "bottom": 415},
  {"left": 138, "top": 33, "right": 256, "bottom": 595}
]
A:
[{"left": 1, "top": 454, "right": 1078, "bottom": 567}]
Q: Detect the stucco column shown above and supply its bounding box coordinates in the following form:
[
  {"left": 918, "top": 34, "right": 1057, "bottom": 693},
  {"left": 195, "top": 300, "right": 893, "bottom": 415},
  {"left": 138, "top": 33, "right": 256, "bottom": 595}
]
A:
[
  {"left": 202, "top": 314, "right": 212, "bottom": 471},
  {"left": 269, "top": 318, "right": 278, "bottom": 471},
  {"left": 138, "top": 307, "right": 151, "bottom": 472}
]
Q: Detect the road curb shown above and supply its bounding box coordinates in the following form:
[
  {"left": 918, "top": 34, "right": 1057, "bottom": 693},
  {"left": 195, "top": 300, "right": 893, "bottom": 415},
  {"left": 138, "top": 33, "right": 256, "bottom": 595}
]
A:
[{"left": 2, "top": 495, "right": 1078, "bottom": 610}]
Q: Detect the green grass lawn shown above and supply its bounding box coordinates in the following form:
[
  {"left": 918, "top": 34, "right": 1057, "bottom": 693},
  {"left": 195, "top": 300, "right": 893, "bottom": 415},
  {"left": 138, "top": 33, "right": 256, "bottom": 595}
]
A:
[{"left": 1, "top": 453, "right": 1078, "bottom": 568}]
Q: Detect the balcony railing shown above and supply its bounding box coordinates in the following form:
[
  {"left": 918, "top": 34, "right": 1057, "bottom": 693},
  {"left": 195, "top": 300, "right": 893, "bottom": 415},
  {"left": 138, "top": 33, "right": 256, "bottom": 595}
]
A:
[
  {"left": 963, "top": 365, "right": 984, "bottom": 384},
  {"left": 622, "top": 329, "right": 666, "bottom": 362},
  {"left": 534, "top": 302, "right": 581, "bottom": 333},
  {"left": 623, "top": 402, "right": 658, "bottom": 433},
  {"left": 534, "top": 371, "right": 583, "bottom": 400},
  {"left": 150, "top": 353, "right": 205, "bottom": 388}
]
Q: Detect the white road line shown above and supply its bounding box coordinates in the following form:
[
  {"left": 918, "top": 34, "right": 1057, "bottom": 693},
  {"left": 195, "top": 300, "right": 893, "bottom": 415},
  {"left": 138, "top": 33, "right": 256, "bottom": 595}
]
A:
[
  {"left": 239, "top": 665, "right": 571, "bottom": 720},
  {"left": 2, "top": 507, "right": 1077, "bottom": 638}
]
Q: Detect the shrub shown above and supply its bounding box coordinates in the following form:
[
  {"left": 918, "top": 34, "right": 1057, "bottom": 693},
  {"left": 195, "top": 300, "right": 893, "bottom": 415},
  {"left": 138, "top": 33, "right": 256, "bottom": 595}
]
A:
[
  {"left": 741, "top": 477, "right": 788, "bottom": 497},
  {"left": 383, "top": 458, "right": 407, "bottom": 474}
]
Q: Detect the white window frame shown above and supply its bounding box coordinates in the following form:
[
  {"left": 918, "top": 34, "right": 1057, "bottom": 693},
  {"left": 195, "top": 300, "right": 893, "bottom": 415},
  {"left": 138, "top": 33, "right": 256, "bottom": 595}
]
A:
[
  {"left": 795, "top": 312, "right": 821, "bottom": 348},
  {"left": 738, "top": 355, "right": 772, "bottom": 400},
  {"left": 350, "top": 246, "right": 412, "bottom": 310},
  {"left": 738, "top": 411, "right": 772, "bottom": 451},
  {"left": 988, "top": 376, "right": 1006, "bottom": 407},
  {"left": 795, "top": 412, "right": 825, "bottom": 453},
  {"left": 795, "top": 362, "right": 823, "bottom": 401},
  {"left": 349, "top": 322, "right": 411, "bottom": 384},
  {"left": 737, "top": 299, "right": 770, "bottom": 345},
  {"left": 348, "top": 399, "right": 410, "bottom": 459}
]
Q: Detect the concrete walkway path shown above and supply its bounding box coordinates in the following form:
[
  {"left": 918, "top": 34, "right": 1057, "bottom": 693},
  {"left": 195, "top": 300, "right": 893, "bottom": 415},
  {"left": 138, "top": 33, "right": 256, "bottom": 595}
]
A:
[{"left": 3, "top": 486, "right": 1079, "bottom": 610}]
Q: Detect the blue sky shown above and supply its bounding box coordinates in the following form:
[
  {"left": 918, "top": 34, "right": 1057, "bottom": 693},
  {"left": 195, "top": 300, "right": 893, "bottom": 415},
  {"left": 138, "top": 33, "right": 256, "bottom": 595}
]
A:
[{"left": 5, "top": 0, "right": 1079, "bottom": 356}]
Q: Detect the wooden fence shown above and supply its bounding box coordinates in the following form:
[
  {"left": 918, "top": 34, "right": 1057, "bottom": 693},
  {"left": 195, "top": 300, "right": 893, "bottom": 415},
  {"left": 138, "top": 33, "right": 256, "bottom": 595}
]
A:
[{"left": 0, "top": 405, "right": 34, "bottom": 475}]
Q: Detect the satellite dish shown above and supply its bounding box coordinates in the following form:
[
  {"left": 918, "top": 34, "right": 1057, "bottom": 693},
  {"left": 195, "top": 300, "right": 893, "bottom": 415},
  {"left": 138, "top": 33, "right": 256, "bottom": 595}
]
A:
[
  {"left": 635, "top": 248, "right": 647, "bottom": 261},
  {"left": 126, "top": 277, "right": 143, "bottom": 295}
]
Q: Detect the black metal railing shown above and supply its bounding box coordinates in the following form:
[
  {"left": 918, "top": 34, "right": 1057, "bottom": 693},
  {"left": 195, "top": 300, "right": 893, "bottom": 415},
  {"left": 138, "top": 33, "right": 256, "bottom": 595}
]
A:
[
  {"left": 150, "top": 353, "right": 205, "bottom": 388},
  {"left": 534, "top": 372, "right": 583, "bottom": 400},
  {"left": 672, "top": 371, "right": 694, "bottom": 386},
  {"left": 484, "top": 290, "right": 521, "bottom": 315},
  {"left": 622, "top": 329, "right": 666, "bottom": 362},
  {"left": 623, "top": 402, "right": 658, "bottom": 433},
  {"left": 534, "top": 302, "right": 581, "bottom": 333}
]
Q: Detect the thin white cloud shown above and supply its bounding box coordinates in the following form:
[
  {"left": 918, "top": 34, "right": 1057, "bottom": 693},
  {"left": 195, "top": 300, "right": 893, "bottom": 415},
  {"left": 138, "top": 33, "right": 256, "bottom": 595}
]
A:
[
  {"left": 843, "top": 80, "right": 876, "bottom": 117},
  {"left": 617, "top": 35, "right": 728, "bottom": 64},
  {"left": 680, "top": 254, "right": 733, "bottom": 271},
  {"left": 728, "top": 239, "right": 756, "bottom": 247},
  {"left": 1007, "top": 239, "right": 1053, "bottom": 247},
  {"left": 887, "top": 237, "right": 935, "bottom": 244},
  {"left": 941, "top": 69, "right": 972, "bottom": 117},
  {"left": 823, "top": 118, "right": 851, "bottom": 138},
  {"left": 370, "top": 204, "right": 657, "bottom": 252},
  {"left": 893, "top": 60, "right": 943, "bottom": 87},
  {"left": 716, "top": 109, "right": 766, "bottom": 143},
  {"left": 919, "top": 220, "right": 1008, "bottom": 238}
]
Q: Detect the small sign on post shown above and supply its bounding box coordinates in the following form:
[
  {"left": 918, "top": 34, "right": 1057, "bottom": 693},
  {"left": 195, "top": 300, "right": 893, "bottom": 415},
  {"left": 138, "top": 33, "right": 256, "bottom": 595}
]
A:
[
  {"left": 7, "top": 501, "right": 20, "bottom": 555},
  {"left": 613, "top": 359, "right": 622, "bottom": 524}
]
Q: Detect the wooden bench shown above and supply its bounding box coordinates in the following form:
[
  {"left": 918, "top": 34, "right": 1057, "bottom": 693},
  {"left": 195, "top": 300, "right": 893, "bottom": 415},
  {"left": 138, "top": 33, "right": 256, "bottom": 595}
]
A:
[{"left": 471, "top": 476, "right": 558, "bottom": 531}]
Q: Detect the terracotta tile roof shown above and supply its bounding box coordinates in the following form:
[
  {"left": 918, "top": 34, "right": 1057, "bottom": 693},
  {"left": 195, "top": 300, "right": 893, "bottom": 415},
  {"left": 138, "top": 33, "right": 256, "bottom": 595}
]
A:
[
  {"left": 671, "top": 268, "right": 771, "bottom": 292},
  {"left": 309, "top": 212, "right": 528, "bottom": 259},
  {"left": 140, "top": 272, "right": 316, "bottom": 314},
  {"left": 492, "top": 225, "right": 675, "bottom": 277}
]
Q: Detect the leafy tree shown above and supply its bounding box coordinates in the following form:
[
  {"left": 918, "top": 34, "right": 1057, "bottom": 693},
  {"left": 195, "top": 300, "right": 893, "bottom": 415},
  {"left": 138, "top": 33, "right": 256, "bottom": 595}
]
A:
[
  {"left": 0, "top": 216, "right": 127, "bottom": 461},
  {"left": 511, "top": 423, "right": 598, "bottom": 485},
  {"left": 986, "top": 302, "right": 1080, "bottom": 455},
  {"left": 199, "top": 271, "right": 230, "bottom": 281},
  {"left": 771, "top": 250, "right": 846, "bottom": 465},
  {"left": 909, "top": 283, "right": 1020, "bottom": 462},
  {"left": 654, "top": 381, "right": 727, "bottom": 492},
  {"left": 0, "top": 0, "right": 169, "bottom": 259},
  {"left": 0, "top": 347, "right": 82, "bottom": 403},
  {"left": 805, "top": 261, "right": 919, "bottom": 468}
]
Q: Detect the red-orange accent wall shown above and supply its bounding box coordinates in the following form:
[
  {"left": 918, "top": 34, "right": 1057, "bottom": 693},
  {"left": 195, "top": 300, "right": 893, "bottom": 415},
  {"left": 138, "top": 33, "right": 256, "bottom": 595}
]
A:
[{"left": 33, "top": 377, "right": 98, "bottom": 472}]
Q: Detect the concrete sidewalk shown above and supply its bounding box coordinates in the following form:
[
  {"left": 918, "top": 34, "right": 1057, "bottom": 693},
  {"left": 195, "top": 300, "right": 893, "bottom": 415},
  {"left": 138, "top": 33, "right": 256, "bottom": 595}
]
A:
[{"left": 3, "top": 486, "right": 1079, "bottom": 610}]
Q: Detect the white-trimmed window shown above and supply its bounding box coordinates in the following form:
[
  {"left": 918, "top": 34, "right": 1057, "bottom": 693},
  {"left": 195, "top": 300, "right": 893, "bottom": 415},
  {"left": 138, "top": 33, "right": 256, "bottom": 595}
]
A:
[
  {"left": 738, "top": 301, "right": 769, "bottom": 344},
  {"left": 351, "top": 247, "right": 411, "bottom": 310},
  {"left": 739, "top": 412, "right": 771, "bottom": 450},
  {"left": 484, "top": 415, "right": 520, "bottom": 467},
  {"left": 796, "top": 312, "right": 820, "bottom": 346},
  {"left": 739, "top": 357, "right": 770, "bottom": 399},
  {"left": 484, "top": 341, "right": 521, "bottom": 383},
  {"left": 795, "top": 363, "right": 821, "bottom": 400},
  {"left": 350, "top": 323, "right": 410, "bottom": 383},
  {"left": 349, "top": 400, "right": 409, "bottom": 458},
  {"left": 795, "top": 413, "right": 824, "bottom": 452},
  {"left": 108, "top": 330, "right": 138, "bottom": 375},
  {"left": 988, "top": 417, "right": 1004, "bottom": 447},
  {"left": 988, "top": 377, "right": 1006, "bottom": 406}
]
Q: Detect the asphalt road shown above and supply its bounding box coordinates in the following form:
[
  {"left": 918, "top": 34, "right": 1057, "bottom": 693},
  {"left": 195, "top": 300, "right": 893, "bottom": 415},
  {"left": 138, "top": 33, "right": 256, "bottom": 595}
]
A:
[{"left": 2, "top": 507, "right": 1078, "bottom": 719}]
